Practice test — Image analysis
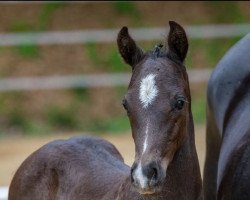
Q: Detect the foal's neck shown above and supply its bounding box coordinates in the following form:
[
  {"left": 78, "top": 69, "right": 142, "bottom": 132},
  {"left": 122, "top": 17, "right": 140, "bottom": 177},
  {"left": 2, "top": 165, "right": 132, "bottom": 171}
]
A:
[{"left": 158, "top": 113, "right": 202, "bottom": 199}]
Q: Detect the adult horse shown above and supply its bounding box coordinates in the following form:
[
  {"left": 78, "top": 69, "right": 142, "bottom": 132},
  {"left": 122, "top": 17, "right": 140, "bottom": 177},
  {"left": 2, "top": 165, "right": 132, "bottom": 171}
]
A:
[
  {"left": 9, "top": 21, "right": 202, "bottom": 200},
  {"left": 203, "top": 34, "right": 250, "bottom": 200}
]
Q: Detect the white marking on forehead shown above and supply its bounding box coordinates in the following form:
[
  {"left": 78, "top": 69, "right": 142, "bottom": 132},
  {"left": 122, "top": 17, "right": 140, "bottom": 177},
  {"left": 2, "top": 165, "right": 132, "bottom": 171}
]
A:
[
  {"left": 143, "top": 123, "right": 149, "bottom": 154},
  {"left": 139, "top": 74, "right": 158, "bottom": 108}
]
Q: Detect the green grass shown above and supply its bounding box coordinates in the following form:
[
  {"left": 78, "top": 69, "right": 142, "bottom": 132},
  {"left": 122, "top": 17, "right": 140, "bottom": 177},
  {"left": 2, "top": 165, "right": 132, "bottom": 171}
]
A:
[
  {"left": 3, "top": 2, "right": 247, "bottom": 135},
  {"left": 205, "top": 37, "right": 241, "bottom": 67},
  {"left": 105, "top": 49, "right": 127, "bottom": 72},
  {"left": 10, "top": 22, "right": 39, "bottom": 58},
  {"left": 16, "top": 44, "right": 40, "bottom": 59},
  {"left": 85, "top": 42, "right": 101, "bottom": 66},
  {"left": 47, "top": 106, "right": 79, "bottom": 130},
  {"left": 85, "top": 43, "right": 128, "bottom": 72},
  {"left": 72, "top": 87, "right": 90, "bottom": 101},
  {"left": 192, "top": 95, "right": 206, "bottom": 124},
  {"left": 207, "top": 1, "right": 244, "bottom": 23},
  {"left": 8, "top": 110, "right": 29, "bottom": 130},
  {"left": 8, "top": 110, "right": 50, "bottom": 135},
  {"left": 87, "top": 115, "right": 130, "bottom": 134},
  {"left": 112, "top": 2, "right": 142, "bottom": 20},
  {"left": 10, "top": 2, "right": 64, "bottom": 33},
  {"left": 10, "top": 20, "right": 35, "bottom": 32},
  {"left": 10, "top": 20, "right": 40, "bottom": 59},
  {"left": 9, "top": 2, "right": 64, "bottom": 59},
  {"left": 5, "top": 97, "right": 206, "bottom": 135},
  {"left": 84, "top": 37, "right": 243, "bottom": 74},
  {"left": 115, "top": 86, "right": 127, "bottom": 100},
  {"left": 19, "top": 121, "right": 51, "bottom": 136},
  {"left": 187, "top": 37, "right": 242, "bottom": 69},
  {"left": 38, "top": 2, "right": 64, "bottom": 31}
]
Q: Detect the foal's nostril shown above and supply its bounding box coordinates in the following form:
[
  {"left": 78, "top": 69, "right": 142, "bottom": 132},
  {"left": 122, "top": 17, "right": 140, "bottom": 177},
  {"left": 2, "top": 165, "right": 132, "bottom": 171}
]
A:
[
  {"left": 143, "top": 162, "right": 159, "bottom": 181},
  {"left": 152, "top": 167, "right": 158, "bottom": 180}
]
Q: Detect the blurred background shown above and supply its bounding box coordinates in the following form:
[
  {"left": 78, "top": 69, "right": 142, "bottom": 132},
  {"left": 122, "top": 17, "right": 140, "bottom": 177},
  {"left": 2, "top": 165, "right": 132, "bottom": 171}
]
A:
[{"left": 0, "top": 1, "right": 250, "bottom": 198}]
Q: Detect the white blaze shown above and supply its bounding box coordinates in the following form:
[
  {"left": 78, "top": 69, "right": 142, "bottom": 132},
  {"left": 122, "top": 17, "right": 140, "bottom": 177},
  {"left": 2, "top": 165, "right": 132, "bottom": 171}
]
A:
[
  {"left": 139, "top": 74, "right": 158, "bottom": 108},
  {"left": 134, "top": 162, "right": 148, "bottom": 189},
  {"left": 134, "top": 74, "right": 159, "bottom": 190},
  {"left": 143, "top": 123, "right": 149, "bottom": 154}
]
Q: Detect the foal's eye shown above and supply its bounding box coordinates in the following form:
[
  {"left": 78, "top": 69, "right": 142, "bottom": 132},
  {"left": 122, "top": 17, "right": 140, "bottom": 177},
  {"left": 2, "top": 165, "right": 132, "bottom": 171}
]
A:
[{"left": 174, "top": 98, "right": 185, "bottom": 110}]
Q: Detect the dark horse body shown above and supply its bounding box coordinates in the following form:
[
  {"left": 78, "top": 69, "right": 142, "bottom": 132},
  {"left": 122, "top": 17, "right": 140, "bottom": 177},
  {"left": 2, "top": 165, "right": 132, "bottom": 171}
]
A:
[
  {"left": 9, "top": 135, "right": 198, "bottom": 200},
  {"left": 203, "top": 34, "right": 250, "bottom": 200},
  {"left": 9, "top": 21, "right": 202, "bottom": 200}
]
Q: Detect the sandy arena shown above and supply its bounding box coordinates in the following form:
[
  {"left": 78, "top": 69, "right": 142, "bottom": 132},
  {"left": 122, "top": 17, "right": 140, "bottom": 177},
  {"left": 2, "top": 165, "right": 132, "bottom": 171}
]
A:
[{"left": 0, "top": 125, "right": 205, "bottom": 186}]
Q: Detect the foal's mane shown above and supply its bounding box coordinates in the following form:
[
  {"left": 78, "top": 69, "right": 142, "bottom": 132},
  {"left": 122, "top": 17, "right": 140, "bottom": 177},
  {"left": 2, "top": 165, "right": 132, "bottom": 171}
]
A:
[{"left": 148, "top": 43, "right": 184, "bottom": 67}]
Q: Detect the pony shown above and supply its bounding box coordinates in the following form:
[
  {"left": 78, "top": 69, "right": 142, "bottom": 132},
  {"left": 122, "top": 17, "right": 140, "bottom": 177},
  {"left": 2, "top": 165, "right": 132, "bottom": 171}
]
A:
[{"left": 9, "top": 21, "right": 202, "bottom": 200}]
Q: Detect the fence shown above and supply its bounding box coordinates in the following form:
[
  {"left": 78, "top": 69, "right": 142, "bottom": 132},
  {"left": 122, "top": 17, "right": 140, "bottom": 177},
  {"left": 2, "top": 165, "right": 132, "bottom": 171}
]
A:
[
  {"left": 0, "top": 24, "right": 249, "bottom": 91},
  {"left": 0, "top": 24, "right": 250, "bottom": 46},
  {"left": 0, "top": 69, "right": 211, "bottom": 92}
]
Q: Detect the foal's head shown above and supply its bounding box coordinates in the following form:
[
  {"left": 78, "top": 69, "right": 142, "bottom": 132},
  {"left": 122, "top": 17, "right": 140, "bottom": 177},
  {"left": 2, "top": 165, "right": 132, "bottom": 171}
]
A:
[{"left": 117, "top": 21, "right": 190, "bottom": 195}]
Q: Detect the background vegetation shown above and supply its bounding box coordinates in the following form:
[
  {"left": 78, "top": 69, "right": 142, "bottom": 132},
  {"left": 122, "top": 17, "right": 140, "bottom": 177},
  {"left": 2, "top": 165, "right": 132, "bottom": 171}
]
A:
[{"left": 0, "top": 1, "right": 249, "bottom": 136}]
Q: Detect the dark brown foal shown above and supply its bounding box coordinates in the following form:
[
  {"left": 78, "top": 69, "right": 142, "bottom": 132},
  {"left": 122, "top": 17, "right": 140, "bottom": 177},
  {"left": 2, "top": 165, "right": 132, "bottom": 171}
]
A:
[{"left": 9, "top": 21, "right": 202, "bottom": 200}]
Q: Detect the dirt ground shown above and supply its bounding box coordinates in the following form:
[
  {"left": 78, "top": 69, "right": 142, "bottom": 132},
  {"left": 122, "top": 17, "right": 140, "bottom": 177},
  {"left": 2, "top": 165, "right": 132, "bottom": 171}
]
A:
[{"left": 0, "top": 125, "right": 205, "bottom": 186}]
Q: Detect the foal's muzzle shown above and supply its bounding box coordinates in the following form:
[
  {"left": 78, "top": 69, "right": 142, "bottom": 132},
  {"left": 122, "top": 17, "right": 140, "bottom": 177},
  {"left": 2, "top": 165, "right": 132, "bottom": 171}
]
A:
[{"left": 131, "top": 161, "right": 165, "bottom": 194}]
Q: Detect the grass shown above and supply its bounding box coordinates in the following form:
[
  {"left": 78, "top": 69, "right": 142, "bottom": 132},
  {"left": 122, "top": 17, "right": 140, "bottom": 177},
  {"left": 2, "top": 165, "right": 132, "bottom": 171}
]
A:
[
  {"left": 105, "top": 48, "right": 127, "bottom": 72},
  {"left": 38, "top": 2, "right": 65, "bottom": 31},
  {"left": 187, "top": 37, "right": 242, "bottom": 69},
  {"left": 3, "top": 36, "right": 241, "bottom": 135},
  {"left": 85, "top": 43, "right": 128, "bottom": 72},
  {"left": 9, "top": 2, "right": 63, "bottom": 59},
  {"left": 10, "top": 20, "right": 35, "bottom": 32},
  {"left": 2, "top": 2, "right": 247, "bottom": 135},
  {"left": 72, "top": 87, "right": 90, "bottom": 101},
  {"left": 47, "top": 106, "right": 79, "bottom": 130},
  {"left": 10, "top": 2, "right": 63, "bottom": 33},
  {"left": 7, "top": 110, "right": 51, "bottom": 135},
  {"left": 4, "top": 95, "right": 206, "bottom": 136},
  {"left": 192, "top": 95, "right": 206, "bottom": 124},
  {"left": 84, "top": 37, "right": 242, "bottom": 74},
  {"left": 85, "top": 42, "right": 101, "bottom": 66},
  {"left": 205, "top": 37, "right": 241, "bottom": 67},
  {"left": 207, "top": 1, "right": 244, "bottom": 23},
  {"left": 112, "top": 2, "right": 142, "bottom": 22},
  {"left": 16, "top": 44, "right": 40, "bottom": 59},
  {"left": 87, "top": 115, "right": 130, "bottom": 134},
  {"left": 10, "top": 20, "right": 40, "bottom": 58}
]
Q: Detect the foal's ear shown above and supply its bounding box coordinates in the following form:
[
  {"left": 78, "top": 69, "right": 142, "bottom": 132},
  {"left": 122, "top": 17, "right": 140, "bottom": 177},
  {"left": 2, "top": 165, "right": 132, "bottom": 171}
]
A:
[
  {"left": 117, "top": 26, "right": 144, "bottom": 68},
  {"left": 167, "top": 21, "right": 188, "bottom": 62}
]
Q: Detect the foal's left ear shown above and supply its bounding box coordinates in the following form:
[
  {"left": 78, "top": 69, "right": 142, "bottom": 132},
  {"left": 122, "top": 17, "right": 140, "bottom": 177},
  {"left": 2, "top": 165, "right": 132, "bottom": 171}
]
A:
[
  {"left": 167, "top": 21, "right": 188, "bottom": 62},
  {"left": 117, "top": 26, "right": 144, "bottom": 69}
]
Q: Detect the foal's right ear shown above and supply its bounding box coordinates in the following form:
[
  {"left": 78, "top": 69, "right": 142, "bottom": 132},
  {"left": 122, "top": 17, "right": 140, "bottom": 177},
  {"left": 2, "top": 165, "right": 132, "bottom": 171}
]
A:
[
  {"left": 117, "top": 27, "right": 144, "bottom": 69},
  {"left": 167, "top": 21, "right": 188, "bottom": 63}
]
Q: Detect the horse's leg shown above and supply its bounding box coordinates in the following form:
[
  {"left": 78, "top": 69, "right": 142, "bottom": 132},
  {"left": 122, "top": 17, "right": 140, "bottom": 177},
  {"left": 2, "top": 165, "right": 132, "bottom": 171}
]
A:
[{"left": 203, "top": 106, "right": 221, "bottom": 200}]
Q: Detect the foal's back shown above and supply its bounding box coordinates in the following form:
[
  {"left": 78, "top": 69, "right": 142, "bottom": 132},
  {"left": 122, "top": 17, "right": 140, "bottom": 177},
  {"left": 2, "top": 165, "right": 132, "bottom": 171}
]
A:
[
  {"left": 9, "top": 136, "right": 129, "bottom": 200},
  {"left": 204, "top": 34, "right": 250, "bottom": 200}
]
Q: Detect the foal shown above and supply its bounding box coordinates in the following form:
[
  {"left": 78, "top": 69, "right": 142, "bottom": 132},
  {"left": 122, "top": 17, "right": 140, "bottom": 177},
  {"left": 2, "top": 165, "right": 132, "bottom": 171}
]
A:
[
  {"left": 203, "top": 34, "right": 250, "bottom": 200},
  {"left": 9, "top": 21, "right": 202, "bottom": 200}
]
